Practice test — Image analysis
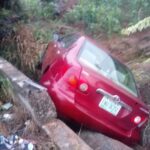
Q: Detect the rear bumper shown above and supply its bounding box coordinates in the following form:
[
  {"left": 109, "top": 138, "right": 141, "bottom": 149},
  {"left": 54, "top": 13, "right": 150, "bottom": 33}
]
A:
[{"left": 42, "top": 80, "right": 141, "bottom": 145}]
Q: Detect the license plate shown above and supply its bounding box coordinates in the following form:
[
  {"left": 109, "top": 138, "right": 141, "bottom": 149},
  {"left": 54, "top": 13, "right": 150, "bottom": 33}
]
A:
[{"left": 99, "top": 96, "right": 121, "bottom": 116}]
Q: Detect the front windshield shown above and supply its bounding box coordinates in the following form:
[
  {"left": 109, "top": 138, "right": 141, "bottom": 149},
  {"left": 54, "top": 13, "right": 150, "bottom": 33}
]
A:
[{"left": 78, "top": 40, "right": 138, "bottom": 97}]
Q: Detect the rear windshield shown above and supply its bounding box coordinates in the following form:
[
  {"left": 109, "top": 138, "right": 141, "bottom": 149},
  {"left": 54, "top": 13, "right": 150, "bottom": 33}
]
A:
[
  {"left": 58, "top": 34, "right": 79, "bottom": 49},
  {"left": 78, "top": 40, "right": 138, "bottom": 97}
]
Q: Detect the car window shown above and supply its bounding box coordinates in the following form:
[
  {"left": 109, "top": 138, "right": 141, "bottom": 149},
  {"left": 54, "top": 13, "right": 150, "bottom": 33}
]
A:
[
  {"left": 78, "top": 40, "right": 138, "bottom": 97},
  {"left": 58, "top": 34, "right": 79, "bottom": 49}
]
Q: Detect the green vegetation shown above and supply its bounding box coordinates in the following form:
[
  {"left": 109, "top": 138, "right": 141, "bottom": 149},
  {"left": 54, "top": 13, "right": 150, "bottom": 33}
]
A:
[
  {"left": 33, "top": 25, "right": 54, "bottom": 43},
  {"left": 1, "top": 0, "right": 149, "bottom": 35},
  {"left": 121, "top": 17, "right": 150, "bottom": 35},
  {"left": 64, "top": 0, "right": 150, "bottom": 34},
  {"left": 0, "top": 8, "right": 12, "bottom": 19},
  {"left": 64, "top": 0, "right": 121, "bottom": 34},
  {"left": 19, "top": 0, "right": 54, "bottom": 19},
  {"left": 0, "top": 75, "right": 12, "bottom": 101}
]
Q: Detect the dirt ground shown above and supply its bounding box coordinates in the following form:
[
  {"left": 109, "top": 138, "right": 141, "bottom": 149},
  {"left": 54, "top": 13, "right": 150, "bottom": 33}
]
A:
[{"left": 0, "top": 100, "right": 58, "bottom": 149}]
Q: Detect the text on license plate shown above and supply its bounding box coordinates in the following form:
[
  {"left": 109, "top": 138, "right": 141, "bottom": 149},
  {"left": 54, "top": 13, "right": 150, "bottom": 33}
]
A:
[{"left": 99, "top": 96, "right": 122, "bottom": 116}]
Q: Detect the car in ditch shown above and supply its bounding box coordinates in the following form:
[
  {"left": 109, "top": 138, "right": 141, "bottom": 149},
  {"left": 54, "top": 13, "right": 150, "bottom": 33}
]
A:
[{"left": 39, "top": 33, "right": 149, "bottom": 145}]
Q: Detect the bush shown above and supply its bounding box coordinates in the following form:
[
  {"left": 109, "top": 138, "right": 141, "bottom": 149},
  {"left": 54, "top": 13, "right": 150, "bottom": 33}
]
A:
[
  {"left": 63, "top": 0, "right": 121, "bottom": 34},
  {"left": 33, "top": 27, "right": 53, "bottom": 43},
  {"left": 0, "top": 8, "right": 12, "bottom": 19},
  {"left": 63, "top": 0, "right": 150, "bottom": 35},
  {"left": 0, "top": 75, "right": 12, "bottom": 102},
  {"left": 19, "top": 0, "right": 54, "bottom": 19},
  {"left": 0, "top": 24, "right": 41, "bottom": 80}
]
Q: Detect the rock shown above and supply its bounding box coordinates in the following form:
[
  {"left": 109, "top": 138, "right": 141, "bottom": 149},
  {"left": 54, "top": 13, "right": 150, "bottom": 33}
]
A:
[
  {"left": 145, "top": 51, "right": 150, "bottom": 56},
  {"left": 1, "top": 102, "right": 13, "bottom": 110},
  {"left": 80, "top": 131, "right": 133, "bottom": 150},
  {"left": 42, "top": 119, "right": 92, "bottom": 150},
  {"left": 0, "top": 57, "right": 57, "bottom": 126}
]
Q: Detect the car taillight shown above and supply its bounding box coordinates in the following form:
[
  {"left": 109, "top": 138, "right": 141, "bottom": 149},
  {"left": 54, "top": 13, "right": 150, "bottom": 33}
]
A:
[
  {"left": 79, "top": 83, "right": 88, "bottom": 92},
  {"left": 68, "top": 75, "right": 78, "bottom": 87},
  {"left": 133, "top": 116, "right": 142, "bottom": 124},
  {"left": 68, "top": 75, "right": 88, "bottom": 93}
]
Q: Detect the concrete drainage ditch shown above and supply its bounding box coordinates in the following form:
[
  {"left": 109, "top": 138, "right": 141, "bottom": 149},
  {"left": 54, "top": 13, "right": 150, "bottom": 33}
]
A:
[{"left": 0, "top": 57, "right": 133, "bottom": 150}]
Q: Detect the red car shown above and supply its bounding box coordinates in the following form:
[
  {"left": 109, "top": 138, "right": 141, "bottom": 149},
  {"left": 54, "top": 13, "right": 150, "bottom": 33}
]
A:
[{"left": 39, "top": 33, "right": 149, "bottom": 145}]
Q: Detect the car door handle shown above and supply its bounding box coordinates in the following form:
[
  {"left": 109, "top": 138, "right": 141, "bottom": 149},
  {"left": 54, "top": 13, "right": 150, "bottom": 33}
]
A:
[
  {"left": 96, "top": 88, "right": 132, "bottom": 112},
  {"left": 96, "top": 88, "right": 113, "bottom": 98}
]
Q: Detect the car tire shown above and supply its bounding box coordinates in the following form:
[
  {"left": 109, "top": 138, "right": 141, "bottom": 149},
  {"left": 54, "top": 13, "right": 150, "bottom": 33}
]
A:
[{"left": 141, "top": 121, "right": 150, "bottom": 147}]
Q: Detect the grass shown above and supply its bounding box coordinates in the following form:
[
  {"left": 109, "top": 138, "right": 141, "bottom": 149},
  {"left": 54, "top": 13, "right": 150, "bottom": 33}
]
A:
[
  {"left": 0, "top": 75, "right": 12, "bottom": 102},
  {"left": 0, "top": 8, "right": 12, "bottom": 19}
]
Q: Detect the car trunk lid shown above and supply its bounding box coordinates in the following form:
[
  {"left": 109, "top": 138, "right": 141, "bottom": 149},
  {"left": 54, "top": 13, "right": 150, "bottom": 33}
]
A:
[{"left": 75, "top": 66, "right": 149, "bottom": 132}]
